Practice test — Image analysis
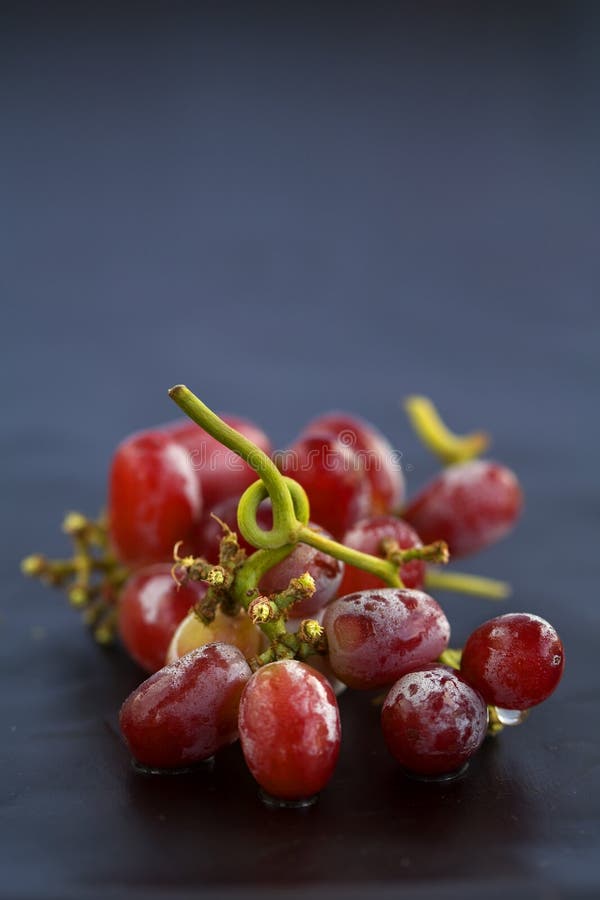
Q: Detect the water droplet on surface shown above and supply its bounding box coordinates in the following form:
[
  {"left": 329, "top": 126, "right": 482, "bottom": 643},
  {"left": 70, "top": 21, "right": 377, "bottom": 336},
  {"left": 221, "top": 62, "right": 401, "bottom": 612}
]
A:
[
  {"left": 131, "top": 756, "right": 215, "bottom": 776},
  {"left": 258, "top": 788, "right": 318, "bottom": 809},
  {"left": 400, "top": 762, "right": 470, "bottom": 783}
]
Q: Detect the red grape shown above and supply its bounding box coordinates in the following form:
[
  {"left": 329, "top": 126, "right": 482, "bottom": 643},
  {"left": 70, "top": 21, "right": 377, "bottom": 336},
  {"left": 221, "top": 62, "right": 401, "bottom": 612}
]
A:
[
  {"left": 323, "top": 588, "right": 450, "bottom": 690},
  {"left": 300, "top": 412, "right": 405, "bottom": 513},
  {"left": 166, "top": 414, "right": 271, "bottom": 513},
  {"left": 403, "top": 460, "right": 522, "bottom": 558},
  {"left": 119, "top": 642, "right": 251, "bottom": 769},
  {"left": 108, "top": 429, "right": 203, "bottom": 568},
  {"left": 118, "top": 565, "right": 204, "bottom": 673},
  {"left": 339, "top": 516, "right": 425, "bottom": 595},
  {"left": 258, "top": 523, "right": 344, "bottom": 618},
  {"left": 238, "top": 660, "right": 341, "bottom": 800},
  {"left": 460, "top": 613, "right": 564, "bottom": 709},
  {"left": 277, "top": 433, "right": 372, "bottom": 539},
  {"left": 381, "top": 666, "right": 488, "bottom": 776}
]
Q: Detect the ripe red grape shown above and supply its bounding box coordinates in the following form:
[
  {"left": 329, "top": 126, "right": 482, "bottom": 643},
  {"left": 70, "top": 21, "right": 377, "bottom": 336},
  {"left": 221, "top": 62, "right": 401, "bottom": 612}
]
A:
[
  {"left": 258, "top": 523, "right": 344, "bottom": 618},
  {"left": 119, "top": 643, "right": 251, "bottom": 769},
  {"left": 323, "top": 588, "right": 450, "bottom": 690},
  {"left": 381, "top": 666, "right": 488, "bottom": 776},
  {"left": 300, "top": 412, "right": 405, "bottom": 514},
  {"left": 166, "top": 608, "right": 263, "bottom": 664},
  {"left": 403, "top": 460, "right": 522, "bottom": 558},
  {"left": 460, "top": 613, "right": 564, "bottom": 709},
  {"left": 166, "top": 414, "right": 271, "bottom": 513},
  {"left": 118, "top": 565, "right": 204, "bottom": 672},
  {"left": 339, "top": 515, "right": 425, "bottom": 595},
  {"left": 238, "top": 659, "right": 341, "bottom": 800},
  {"left": 277, "top": 433, "right": 372, "bottom": 539},
  {"left": 108, "top": 429, "right": 203, "bottom": 568}
]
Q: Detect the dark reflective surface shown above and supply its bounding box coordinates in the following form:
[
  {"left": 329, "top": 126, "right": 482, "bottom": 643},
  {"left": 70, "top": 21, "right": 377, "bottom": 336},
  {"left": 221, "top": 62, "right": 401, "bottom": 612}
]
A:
[{"left": 1, "top": 2, "right": 599, "bottom": 898}]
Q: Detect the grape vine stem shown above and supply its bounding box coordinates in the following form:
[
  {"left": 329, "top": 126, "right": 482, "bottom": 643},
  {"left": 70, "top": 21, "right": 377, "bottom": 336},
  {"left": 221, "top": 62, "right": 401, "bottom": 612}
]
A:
[
  {"left": 168, "top": 384, "right": 405, "bottom": 588},
  {"left": 404, "top": 395, "right": 490, "bottom": 466}
]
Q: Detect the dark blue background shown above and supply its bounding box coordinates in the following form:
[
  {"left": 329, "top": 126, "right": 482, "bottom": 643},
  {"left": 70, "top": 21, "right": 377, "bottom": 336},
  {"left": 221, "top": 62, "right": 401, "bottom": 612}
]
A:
[{"left": 2, "top": 3, "right": 599, "bottom": 898}]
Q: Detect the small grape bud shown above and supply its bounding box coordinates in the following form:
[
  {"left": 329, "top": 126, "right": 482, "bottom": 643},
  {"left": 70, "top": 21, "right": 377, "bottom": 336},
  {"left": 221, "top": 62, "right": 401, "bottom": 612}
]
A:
[
  {"left": 68, "top": 586, "right": 89, "bottom": 607},
  {"left": 248, "top": 597, "right": 279, "bottom": 623},
  {"left": 292, "top": 573, "right": 316, "bottom": 597},
  {"left": 62, "top": 512, "right": 88, "bottom": 535},
  {"left": 298, "top": 619, "right": 325, "bottom": 645},
  {"left": 205, "top": 566, "right": 226, "bottom": 586},
  {"left": 21, "top": 554, "right": 46, "bottom": 577}
]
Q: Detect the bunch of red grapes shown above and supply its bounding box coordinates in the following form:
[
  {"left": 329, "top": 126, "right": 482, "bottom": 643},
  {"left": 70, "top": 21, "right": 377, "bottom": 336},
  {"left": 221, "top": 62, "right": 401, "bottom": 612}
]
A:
[{"left": 25, "top": 394, "right": 565, "bottom": 805}]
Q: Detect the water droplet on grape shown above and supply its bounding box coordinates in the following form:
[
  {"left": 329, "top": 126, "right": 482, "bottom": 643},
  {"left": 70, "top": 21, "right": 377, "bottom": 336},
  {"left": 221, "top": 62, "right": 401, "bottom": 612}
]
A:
[{"left": 494, "top": 708, "right": 529, "bottom": 726}]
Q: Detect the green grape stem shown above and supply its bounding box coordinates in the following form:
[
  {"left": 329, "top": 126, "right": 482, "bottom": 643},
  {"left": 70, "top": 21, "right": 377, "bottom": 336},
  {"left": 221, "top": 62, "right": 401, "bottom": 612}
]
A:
[{"left": 168, "top": 384, "right": 407, "bottom": 588}]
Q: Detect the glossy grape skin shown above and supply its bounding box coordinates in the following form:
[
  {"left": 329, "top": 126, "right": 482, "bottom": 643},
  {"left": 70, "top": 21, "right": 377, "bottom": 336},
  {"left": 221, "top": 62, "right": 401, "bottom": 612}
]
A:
[
  {"left": 278, "top": 433, "right": 372, "bottom": 539},
  {"left": 166, "top": 608, "right": 263, "bottom": 665},
  {"left": 166, "top": 414, "right": 271, "bottom": 513},
  {"left": 238, "top": 660, "right": 341, "bottom": 800},
  {"left": 118, "top": 565, "right": 204, "bottom": 673},
  {"left": 403, "top": 460, "right": 522, "bottom": 558},
  {"left": 258, "top": 524, "right": 344, "bottom": 618},
  {"left": 108, "top": 429, "right": 204, "bottom": 568},
  {"left": 323, "top": 588, "right": 450, "bottom": 690},
  {"left": 119, "top": 643, "right": 251, "bottom": 769},
  {"left": 460, "top": 613, "right": 565, "bottom": 709},
  {"left": 301, "top": 411, "right": 405, "bottom": 514},
  {"left": 381, "top": 667, "right": 488, "bottom": 776},
  {"left": 339, "top": 516, "right": 425, "bottom": 596}
]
